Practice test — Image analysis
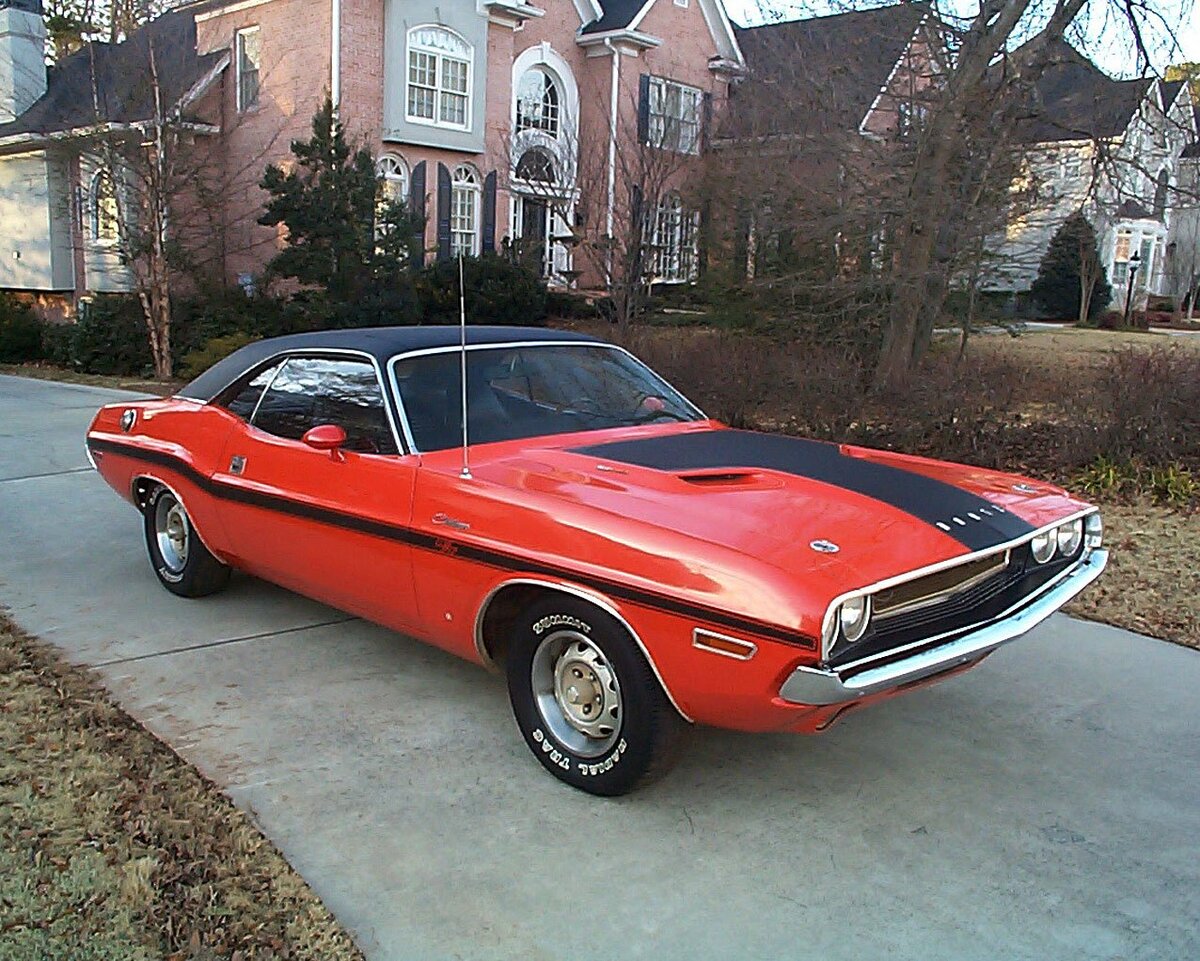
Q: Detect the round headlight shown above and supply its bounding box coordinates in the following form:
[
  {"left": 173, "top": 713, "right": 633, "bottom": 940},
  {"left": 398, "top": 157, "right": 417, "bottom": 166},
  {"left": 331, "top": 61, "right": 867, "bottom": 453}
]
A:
[
  {"left": 1057, "top": 518, "right": 1084, "bottom": 557},
  {"left": 1085, "top": 512, "right": 1103, "bottom": 550},
  {"left": 1030, "top": 530, "right": 1055, "bottom": 564},
  {"left": 839, "top": 595, "right": 871, "bottom": 644}
]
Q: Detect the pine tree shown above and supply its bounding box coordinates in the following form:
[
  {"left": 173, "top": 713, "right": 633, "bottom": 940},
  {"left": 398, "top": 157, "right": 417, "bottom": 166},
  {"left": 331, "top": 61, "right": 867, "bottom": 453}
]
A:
[
  {"left": 259, "top": 97, "right": 423, "bottom": 322},
  {"left": 1030, "top": 212, "right": 1113, "bottom": 322}
]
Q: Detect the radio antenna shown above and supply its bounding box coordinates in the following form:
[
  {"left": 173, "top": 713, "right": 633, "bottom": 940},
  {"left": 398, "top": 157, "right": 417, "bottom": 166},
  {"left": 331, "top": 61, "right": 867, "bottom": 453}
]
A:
[{"left": 458, "top": 252, "right": 472, "bottom": 480}]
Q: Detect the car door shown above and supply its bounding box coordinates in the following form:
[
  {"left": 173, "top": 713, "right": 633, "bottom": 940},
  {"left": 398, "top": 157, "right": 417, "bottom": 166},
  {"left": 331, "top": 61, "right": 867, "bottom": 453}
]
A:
[{"left": 212, "top": 353, "right": 419, "bottom": 630}]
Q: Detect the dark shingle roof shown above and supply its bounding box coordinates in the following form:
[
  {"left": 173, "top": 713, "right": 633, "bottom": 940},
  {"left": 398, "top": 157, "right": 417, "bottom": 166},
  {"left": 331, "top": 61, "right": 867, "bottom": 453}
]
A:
[
  {"left": 1009, "top": 38, "right": 1151, "bottom": 142},
  {"left": 580, "top": 0, "right": 648, "bottom": 35},
  {"left": 731, "top": 3, "right": 929, "bottom": 134},
  {"left": 1160, "top": 79, "right": 1185, "bottom": 110},
  {"left": 0, "top": 10, "right": 225, "bottom": 141}
]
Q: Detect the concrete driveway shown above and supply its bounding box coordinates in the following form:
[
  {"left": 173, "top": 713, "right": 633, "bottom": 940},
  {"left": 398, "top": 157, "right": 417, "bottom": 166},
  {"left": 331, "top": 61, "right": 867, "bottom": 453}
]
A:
[{"left": 2, "top": 372, "right": 1198, "bottom": 961}]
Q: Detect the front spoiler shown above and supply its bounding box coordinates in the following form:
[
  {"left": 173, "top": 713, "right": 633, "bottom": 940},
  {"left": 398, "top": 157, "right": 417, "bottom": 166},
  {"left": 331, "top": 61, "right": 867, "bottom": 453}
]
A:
[{"left": 778, "top": 549, "right": 1109, "bottom": 706}]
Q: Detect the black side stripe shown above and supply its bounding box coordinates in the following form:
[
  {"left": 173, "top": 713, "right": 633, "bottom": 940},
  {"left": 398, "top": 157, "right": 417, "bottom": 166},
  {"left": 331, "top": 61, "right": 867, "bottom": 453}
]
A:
[{"left": 89, "top": 437, "right": 816, "bottom": 650}]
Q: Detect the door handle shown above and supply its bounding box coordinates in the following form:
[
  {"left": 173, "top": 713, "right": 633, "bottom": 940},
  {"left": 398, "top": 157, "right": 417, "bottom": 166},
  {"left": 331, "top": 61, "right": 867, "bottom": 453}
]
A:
[{"left": 432, "top": 513, "right": 470, "bottom": 531}]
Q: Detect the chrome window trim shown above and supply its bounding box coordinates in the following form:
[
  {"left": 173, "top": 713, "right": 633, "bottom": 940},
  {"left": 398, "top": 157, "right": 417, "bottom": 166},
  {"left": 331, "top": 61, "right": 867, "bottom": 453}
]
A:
[
  {"left": 385, "top": 340, "right": 707, "bottom": 456},
  {"left": 227, "top": 348, "right": 406, "bottom": 457},
  {"left": 473, "top": 576, "right": 694, "bottom": 723},
  {"left": 819, "top": 506, "right": 1101, "bottom": 661}
]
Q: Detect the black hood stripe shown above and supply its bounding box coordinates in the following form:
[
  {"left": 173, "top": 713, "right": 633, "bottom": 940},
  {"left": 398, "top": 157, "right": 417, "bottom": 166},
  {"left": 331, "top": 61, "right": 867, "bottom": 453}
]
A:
[{"left": 571, "top": 430, "right": 1035, "bottom": 552}]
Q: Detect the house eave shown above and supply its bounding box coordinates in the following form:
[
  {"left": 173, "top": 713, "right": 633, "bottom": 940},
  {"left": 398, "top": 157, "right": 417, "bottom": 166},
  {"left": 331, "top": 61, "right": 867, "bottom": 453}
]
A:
[{"left": 576, "top": 28, "right": 663, "bottom": 50}]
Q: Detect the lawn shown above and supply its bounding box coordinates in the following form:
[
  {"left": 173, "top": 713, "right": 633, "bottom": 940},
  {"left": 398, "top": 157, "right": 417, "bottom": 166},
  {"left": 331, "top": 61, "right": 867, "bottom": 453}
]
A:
[{"left": 0, "top": 616, "right": 364, "bottom": 961}]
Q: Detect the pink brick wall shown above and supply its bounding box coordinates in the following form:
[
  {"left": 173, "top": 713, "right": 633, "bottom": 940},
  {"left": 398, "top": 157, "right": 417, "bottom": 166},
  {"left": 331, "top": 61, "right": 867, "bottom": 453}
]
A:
[
  {"left": 189, "top": 0, "right": 733, "bottom": 288},
  {"left": 195, "top": 0, "right": 333, "bottom": 283}
]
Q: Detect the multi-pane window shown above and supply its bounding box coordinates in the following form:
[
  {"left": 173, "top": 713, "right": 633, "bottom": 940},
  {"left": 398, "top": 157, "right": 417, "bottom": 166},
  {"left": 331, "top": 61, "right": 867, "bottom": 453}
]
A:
[
  {"left": 515, "top": 68, "right": 560, "bottom": 135},
  {"left": 451, "top": 165, "right": 480, "bottom": 259},
  {"left": 515, "top": 148, "right": 555, "bottom": 185},
  {"left": 377, "top": 155, "right": 409, "bottom": 203},
  {"left": 407, "top": 27, "right": 471, "bottom": 130},
  {"left": 237, "top": 27, "right": 261, "bottom": 112},
  {"left": 91, "top": 170, "right": 119, "bottom": 244},
  {"left": 1112, "top": 230, "right": 1132, "bottom": 284},
  {"left": 648, "top": 77, "right": 701, "bottom": 154},
  {"left": 648, "top": 193, "right": 698, "bottom": 283}
]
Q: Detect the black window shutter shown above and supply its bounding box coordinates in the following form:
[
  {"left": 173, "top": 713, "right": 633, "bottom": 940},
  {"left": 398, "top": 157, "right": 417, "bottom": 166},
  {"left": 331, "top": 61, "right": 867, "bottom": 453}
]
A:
[
  {"left": 481, "top": 171, "right": 497, "bottom": 253},
  {"left": 436, "top": 163, "right": 451, "bottom": 261},
  {"left": 701, "top": 91, "right": 713, "bottom": 152},
  {"left": 409, "top": 161, "right": 427, "bottom": 269},
  {"left": 637, "top": 74, "right": 651, "bottom": 145}
]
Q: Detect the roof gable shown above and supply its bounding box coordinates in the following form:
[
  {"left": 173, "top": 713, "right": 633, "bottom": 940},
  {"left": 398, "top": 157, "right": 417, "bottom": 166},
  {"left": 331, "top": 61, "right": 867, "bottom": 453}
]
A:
[
  {"left": 731, "top": 3, "right": 929, "bottom": 134},
  {"left": 0, "top": 10, "right": 225, "bottom": 142}
]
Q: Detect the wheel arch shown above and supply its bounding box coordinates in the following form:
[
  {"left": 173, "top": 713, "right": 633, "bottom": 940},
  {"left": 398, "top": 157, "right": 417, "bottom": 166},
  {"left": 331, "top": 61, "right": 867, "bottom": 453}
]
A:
[
  {"left": 474, "top": 577, "right": 693, "bottom": 723},
  {"left": 130, "top": 474, "right": 226, "bottom": 564}
]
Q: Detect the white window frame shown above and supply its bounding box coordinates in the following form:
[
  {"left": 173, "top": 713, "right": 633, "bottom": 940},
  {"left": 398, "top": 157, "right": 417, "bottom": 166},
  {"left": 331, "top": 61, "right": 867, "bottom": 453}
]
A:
[
  {"left": 377, "top": 154, "right": 409, "bottom": 204},
  {"left": 450, "top": 164, "right": 480, "bottom": 259},
  {"left": 236, "top": 26, "right": 261, "bottom": 113},
  {"left": 1112, "top": 230, "right": 1133, "bottom": 285},
  {"left": 648, "top": 77, "right": 702, "bottom": 155},
  {"left": 648, "top": 192, "right": 699, "bottom": 284},
  {"left": 406, "top": 26, "right": 473, "bottom": 132},
  {"left": 90, "top": 169, "right": 120, "bottom": 246}
]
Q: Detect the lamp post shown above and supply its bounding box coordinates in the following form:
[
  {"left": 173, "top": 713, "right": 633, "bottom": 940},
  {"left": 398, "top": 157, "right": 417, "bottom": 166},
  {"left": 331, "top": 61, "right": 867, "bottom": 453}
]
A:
[{"left": 1122, "top": 250, "right": 1141, "bottom": 327}]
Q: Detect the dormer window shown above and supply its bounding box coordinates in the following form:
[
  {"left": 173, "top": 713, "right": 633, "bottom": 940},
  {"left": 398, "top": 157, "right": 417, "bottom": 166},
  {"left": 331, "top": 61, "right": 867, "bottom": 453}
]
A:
[{"left": 407, "top": 26, "right": 472, "bottom": 131}]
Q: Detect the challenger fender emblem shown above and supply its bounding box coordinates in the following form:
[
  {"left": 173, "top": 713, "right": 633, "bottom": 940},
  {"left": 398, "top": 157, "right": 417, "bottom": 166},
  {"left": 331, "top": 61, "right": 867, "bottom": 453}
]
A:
[{"left": 810, "top": 540, "right": 840, "bottom": 554}]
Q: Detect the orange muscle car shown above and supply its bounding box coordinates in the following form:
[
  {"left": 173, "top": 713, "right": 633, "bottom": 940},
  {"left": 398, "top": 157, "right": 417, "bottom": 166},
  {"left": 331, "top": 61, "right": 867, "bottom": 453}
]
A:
[{"left": 86, "top": 327, "right": 1107, "bottom": 794}]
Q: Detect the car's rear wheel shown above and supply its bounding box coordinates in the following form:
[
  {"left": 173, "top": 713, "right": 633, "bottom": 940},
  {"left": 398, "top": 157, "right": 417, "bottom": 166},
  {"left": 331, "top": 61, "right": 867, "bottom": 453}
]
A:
[
  {"left": 143, "top": 485, "right": 230, "bottom": 598},
  {"left": 506, "top": 597, "right": 686, "bottom": 795}
]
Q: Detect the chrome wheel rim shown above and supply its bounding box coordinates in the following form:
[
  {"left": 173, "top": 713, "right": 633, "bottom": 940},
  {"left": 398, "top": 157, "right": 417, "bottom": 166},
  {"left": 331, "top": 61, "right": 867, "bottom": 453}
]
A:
[
  {"left": 154, "top": 495, "right": 189, "bottom": 573},
  {"left": 530, "top": 629, "right": 621, "bottom": 758}
]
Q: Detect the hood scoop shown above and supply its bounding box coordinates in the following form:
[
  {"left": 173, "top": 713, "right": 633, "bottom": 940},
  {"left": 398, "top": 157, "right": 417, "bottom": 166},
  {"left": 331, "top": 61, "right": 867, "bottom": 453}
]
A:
[{"left": 676, "top": 469, "right": 775, "bottom": 488}]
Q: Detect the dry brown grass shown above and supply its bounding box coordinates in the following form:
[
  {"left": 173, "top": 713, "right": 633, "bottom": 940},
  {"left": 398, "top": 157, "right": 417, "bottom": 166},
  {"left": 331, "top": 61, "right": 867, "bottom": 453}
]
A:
[
  {"left": 967, "top": 325, "right": 1200, "bottom": 372},
  {"left": 0, "top": 363, "right": 180, "bottom": 396},
  {"left": 1067, "top": 504, "right": 1200, "bottom": 649},
  {"left": 0, "top": 616, "right": 365, "bottom": 961}
]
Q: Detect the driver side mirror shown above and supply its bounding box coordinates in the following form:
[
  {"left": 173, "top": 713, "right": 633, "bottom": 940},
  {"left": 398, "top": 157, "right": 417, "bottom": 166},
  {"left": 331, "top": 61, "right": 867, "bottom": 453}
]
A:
[{"left": 302, "top": 424, "right": 347, "bottom": 461}]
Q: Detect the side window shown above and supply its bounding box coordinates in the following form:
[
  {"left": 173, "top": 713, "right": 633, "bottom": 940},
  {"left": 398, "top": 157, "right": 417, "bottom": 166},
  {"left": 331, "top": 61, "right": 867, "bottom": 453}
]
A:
[
  {"left": 222, "top": 362, "right": 282, "bottom": 420},
  {"left": 312, "top": 360, "right": 399, "bottom": 455},
  {"left": 251, "top": 357, "right": 398, "bottom": 455},
  {"left": 250, "top": 358, "right": 318, "bottom": 440}
]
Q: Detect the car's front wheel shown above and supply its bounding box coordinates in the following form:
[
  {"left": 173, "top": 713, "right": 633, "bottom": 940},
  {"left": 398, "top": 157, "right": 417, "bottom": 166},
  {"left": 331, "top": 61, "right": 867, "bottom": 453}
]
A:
[
  {"left": 143, "top": 485, "right": 230, "bottom": 598},
  {"left": 506, "top": 597, "right": 686, "bottom": 795}
]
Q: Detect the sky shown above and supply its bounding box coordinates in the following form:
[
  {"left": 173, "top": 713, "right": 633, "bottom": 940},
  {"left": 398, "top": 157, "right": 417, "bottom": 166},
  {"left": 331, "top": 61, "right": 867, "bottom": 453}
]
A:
[{"left": 723, "top": 0, "right": 1199, "bottom": 79}]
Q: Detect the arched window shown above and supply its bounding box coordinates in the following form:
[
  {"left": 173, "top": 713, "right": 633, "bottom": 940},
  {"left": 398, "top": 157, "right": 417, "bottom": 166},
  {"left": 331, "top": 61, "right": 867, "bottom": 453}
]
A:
[
  {"left": 1153, "top": 168, "right": 1169, "bottom": 219},
  {"left": 515, "top": 67, "right": 560, "bottom": 135},
  {"left": 90, "top": 170, "right": 119, "bottom": 244},
  {"left": 515, "top": 147, "right": 556, "bottom": 185},
  {"left": 450, "top": 164, "right": 480, "bottom": 258},
  {"left": 377, "top": 154, "right": 409, "bottom": 203},
  {"left": 406, "top": 26, "right": 472, "bottom": 130}
]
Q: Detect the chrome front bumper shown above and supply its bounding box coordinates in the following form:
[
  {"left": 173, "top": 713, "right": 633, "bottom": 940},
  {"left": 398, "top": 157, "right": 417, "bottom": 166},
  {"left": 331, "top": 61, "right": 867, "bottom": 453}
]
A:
[{"left": 779, "top": 549, "right": 1109, "bottom": 706}]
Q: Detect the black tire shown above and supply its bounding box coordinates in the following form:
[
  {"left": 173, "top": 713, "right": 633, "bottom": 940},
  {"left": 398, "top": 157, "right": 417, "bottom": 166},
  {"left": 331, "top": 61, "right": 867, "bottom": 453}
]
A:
[
  {"left": 506, "top": 597, "right": 687, "bottom": 796},
  {"left": 143, "top": 485, "right": 230, "bottom": 598}
]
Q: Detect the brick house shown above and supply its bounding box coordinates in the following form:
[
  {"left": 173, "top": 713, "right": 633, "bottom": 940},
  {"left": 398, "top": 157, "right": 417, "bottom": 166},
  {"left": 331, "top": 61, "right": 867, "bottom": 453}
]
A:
[
  {"left": 0, "top": 0, "right": 744, "bottom": 310},
  {"left": 711, "top": 3, "right": 944, "bottom": 279}
]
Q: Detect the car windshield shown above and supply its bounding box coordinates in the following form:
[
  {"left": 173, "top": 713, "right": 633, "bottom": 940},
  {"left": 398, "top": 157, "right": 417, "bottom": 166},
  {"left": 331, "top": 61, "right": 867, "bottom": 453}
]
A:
[{"left": 391, "top": 344, "right": 702, "bottom": 452}]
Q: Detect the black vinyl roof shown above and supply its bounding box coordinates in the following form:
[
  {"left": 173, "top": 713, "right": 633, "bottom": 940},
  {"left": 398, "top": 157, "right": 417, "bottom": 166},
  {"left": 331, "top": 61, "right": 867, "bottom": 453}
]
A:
[{"left": 179, "top": 326, "right": 605, "bottom": 402}]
